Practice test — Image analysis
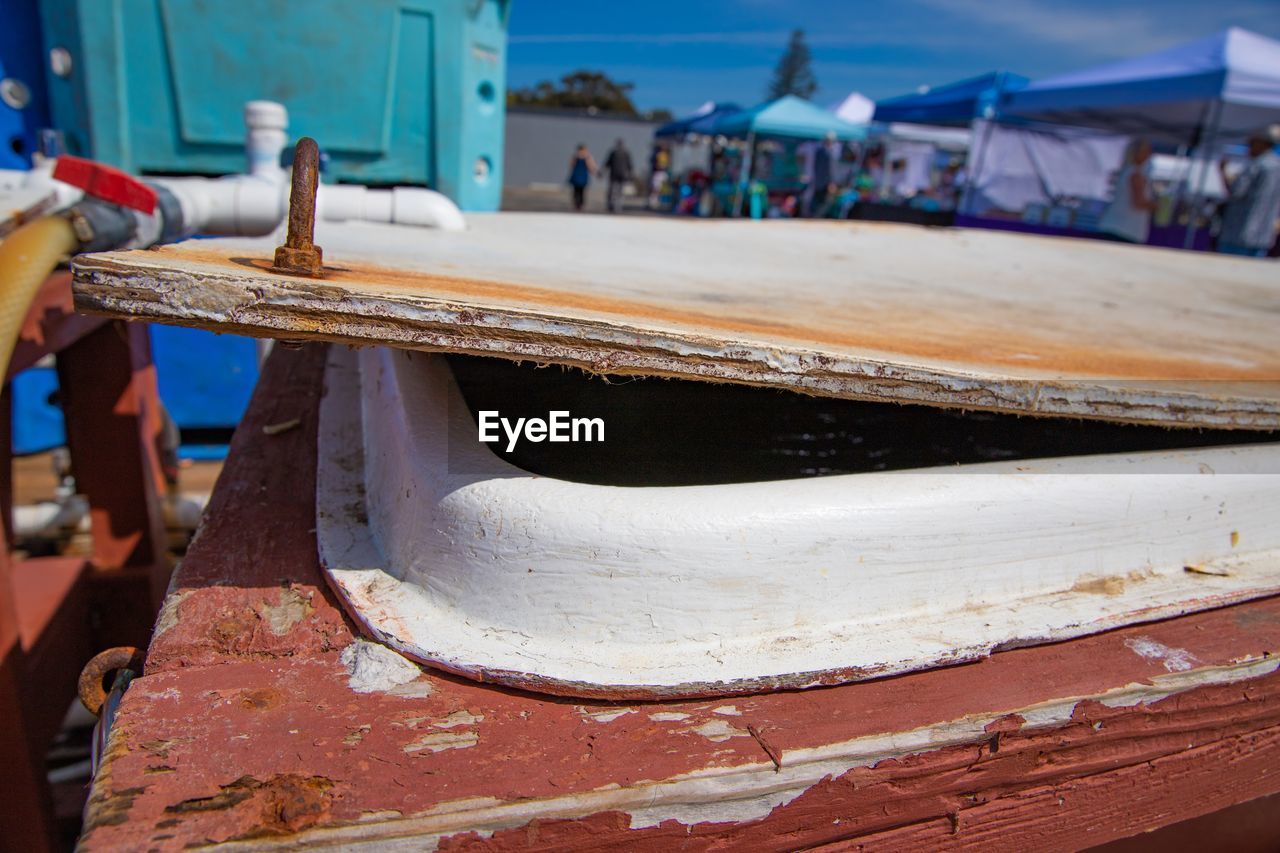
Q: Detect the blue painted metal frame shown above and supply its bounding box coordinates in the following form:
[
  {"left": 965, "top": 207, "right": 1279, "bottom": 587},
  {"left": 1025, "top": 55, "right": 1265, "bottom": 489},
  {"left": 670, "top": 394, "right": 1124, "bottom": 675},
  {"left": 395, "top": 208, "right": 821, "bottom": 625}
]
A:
[{"left": 0, "top": 0, "right": 52, "bottom": 168}]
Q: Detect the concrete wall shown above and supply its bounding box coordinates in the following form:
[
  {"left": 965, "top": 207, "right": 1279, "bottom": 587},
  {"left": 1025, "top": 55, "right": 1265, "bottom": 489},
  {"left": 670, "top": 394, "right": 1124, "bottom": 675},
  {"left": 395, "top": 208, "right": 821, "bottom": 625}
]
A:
[{"left": 503, "top": 107, "right": 660, "bottom": 187}]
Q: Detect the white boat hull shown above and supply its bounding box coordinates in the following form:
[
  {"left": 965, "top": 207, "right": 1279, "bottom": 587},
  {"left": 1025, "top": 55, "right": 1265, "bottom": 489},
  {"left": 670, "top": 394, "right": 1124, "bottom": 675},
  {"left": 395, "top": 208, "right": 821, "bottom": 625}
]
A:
[{"left": 317, "top": 346, "right": 1280, "bottom": 698}]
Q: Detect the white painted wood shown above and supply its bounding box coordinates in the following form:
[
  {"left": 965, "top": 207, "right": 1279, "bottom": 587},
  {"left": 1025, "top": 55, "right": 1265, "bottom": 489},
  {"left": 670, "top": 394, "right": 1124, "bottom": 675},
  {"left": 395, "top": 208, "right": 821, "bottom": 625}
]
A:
[
  {"left": 316, "top": 346, "right": 1280, "bottom": 697},
  {"left": 74, "top": 215, "right": 1280, "bottom": 429}
]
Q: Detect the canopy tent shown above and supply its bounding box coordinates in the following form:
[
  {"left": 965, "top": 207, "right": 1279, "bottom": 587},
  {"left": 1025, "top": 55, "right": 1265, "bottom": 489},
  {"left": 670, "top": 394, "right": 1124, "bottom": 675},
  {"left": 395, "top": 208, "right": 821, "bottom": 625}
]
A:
[
  {"left": 1000, "top": 27, "right": 1280, "bottom": 143},
  {"left": 874, "top": 72, "right": 1029, "bottom": 126},
  {"left": 655, "top": 101, "right": 742, "bottom": 138},
  {"left": 960, "top": 120, "right": 1131, "bottom": 218},
  {"left": 875, "top": 123, "right": 971, "bottom": 152},
  {"left": 712, "top": 95, "right": 867, "bottom": 140},
  {"left": 832, "top": 92, "right": 875, "bottom": 124}
]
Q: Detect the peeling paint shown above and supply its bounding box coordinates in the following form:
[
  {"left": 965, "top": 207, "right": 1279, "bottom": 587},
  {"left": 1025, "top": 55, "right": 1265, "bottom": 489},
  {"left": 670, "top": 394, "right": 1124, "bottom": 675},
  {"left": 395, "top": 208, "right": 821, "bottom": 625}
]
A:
[
  {"left": 153, "top": 589, "right": 193, "bottom": 639},
  {"left": 1125, "top": 637, "right": 1201, "bottom": 672},
  {"left": 649, "top": 712, "right": 691, "bottom": 722},
  {"left": 434, "top": 710, "right": 483, "bottom": 729},
  {"left": 340, "top": 639, "right": 426, "bottom": 694},
  {"left": 687, "top": 719, "right": 751, "bottom": 743},
  {"left": 577, "top": 707, "right": 634, "bottom": 723},
  {"left": 403, "top": 731, "right": 479, "bottom": 754},
  {"left": 261, "top": 587, "right": 314, "bottom": 636}
]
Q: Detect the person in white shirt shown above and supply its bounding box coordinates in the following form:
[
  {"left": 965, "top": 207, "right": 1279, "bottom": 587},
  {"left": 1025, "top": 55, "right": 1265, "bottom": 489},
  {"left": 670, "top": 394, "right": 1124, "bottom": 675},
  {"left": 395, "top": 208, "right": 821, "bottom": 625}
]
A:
[{"left": 1098, "top": 139, "right": 1156, "bottom": 244}]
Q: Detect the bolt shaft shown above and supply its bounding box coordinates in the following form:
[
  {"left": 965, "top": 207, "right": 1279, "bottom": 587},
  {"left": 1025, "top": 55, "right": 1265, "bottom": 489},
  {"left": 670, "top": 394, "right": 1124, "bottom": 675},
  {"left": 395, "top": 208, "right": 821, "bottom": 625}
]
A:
[{"left": 273, "top": 137, "right": 324, "bottom": 276}]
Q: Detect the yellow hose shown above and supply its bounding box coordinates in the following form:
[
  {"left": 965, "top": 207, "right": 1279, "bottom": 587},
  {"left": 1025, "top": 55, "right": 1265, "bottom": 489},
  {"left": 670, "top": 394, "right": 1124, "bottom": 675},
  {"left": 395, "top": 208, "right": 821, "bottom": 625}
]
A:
[{"left": 0, "top": 216, "right": 79, "bottom": 381}]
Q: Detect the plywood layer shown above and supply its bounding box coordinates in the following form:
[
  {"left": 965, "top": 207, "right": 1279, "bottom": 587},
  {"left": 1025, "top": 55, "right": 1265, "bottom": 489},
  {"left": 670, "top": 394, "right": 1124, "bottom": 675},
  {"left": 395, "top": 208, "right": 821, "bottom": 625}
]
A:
[{"left": 72, "top": 214, "right": 1280, "bottom": 428}]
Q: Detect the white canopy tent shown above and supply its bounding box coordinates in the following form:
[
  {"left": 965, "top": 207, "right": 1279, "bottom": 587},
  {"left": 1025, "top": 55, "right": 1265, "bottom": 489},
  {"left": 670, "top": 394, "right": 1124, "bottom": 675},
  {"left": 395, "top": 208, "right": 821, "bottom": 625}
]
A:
[{"left": 832, "top": 92, "right": 875, "bottom": 125}]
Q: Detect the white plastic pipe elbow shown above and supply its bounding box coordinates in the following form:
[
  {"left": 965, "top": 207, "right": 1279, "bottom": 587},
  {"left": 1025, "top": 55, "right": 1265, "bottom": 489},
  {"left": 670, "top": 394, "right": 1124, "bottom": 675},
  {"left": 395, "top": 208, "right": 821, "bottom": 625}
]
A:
[{"left": 318, "top": 185, "right": 466, "bottom": 231}]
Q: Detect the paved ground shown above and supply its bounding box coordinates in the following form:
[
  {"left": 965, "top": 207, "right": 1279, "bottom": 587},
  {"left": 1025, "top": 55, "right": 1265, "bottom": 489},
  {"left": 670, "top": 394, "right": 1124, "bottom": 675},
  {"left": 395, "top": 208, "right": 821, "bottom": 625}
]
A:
[{"left": 501, "top": 184, "right": 658, "bottom": 216}]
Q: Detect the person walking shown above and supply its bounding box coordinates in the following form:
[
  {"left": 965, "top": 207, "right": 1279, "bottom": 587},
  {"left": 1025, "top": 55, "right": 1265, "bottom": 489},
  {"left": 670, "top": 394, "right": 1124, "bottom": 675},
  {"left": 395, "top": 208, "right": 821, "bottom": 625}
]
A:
[
  {"left": 602, "top": 139, "right": 634, "bottom": 214},
  {"left": 568, "top": 144, "right": 596, "bottom": 212},
  {"left": 1217, "top": 126, "right": 1280, "bottom": 258},
  {"left": 1098, "top": 139, "right": 1156, "bottom": 245},
  {"left": 807, "top": 132, "right": 837, "bottom": 217}
]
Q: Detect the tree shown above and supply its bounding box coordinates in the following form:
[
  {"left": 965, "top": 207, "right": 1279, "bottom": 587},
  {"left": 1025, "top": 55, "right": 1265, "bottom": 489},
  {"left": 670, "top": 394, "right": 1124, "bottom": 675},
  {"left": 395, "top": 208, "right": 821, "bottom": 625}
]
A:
[
  {"left": 767, "top": 30, "right": 818, "bottom": 100},
  {"left": 508, "top": 70, "right": 641, "bottom": 115}
]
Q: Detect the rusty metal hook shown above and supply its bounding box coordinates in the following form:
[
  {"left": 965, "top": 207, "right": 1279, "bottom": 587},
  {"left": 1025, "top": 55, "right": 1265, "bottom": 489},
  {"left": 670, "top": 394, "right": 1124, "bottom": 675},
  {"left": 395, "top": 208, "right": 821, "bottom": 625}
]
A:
[{"left": 79, "top": 646, "right": 143, "bottom": 717}]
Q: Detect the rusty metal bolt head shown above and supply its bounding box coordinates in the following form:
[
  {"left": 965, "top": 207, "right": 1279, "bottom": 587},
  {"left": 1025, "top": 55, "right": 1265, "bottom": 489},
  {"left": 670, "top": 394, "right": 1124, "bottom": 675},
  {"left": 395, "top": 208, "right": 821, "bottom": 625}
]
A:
[{"left": 273, "top": 136, "right": 324, "bottom": 277}]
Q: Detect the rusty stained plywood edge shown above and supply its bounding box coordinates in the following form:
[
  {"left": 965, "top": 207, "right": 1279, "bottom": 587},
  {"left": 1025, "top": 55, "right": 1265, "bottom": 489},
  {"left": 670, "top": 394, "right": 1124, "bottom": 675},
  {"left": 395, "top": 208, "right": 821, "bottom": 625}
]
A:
[
  {"left": 152, "top": 655, "right": 1280, "bottom": 850},
  {"left": 71, "top": 254, "right": 1280, "bottom": 430}
]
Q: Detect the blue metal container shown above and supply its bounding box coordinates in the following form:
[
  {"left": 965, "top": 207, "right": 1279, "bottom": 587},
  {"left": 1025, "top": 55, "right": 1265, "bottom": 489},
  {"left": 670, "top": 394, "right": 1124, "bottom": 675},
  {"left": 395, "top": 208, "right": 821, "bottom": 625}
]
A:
[{"left": 37, "top": 0, "right": 508, "bottom": 210}]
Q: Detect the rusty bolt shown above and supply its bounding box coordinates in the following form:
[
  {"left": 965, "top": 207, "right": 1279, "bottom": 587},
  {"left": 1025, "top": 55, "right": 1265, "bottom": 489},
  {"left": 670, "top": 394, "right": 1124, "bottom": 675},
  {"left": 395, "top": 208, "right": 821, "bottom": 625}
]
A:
[{"left": 273, "top": 137, "right": 324, "bottom": 277}]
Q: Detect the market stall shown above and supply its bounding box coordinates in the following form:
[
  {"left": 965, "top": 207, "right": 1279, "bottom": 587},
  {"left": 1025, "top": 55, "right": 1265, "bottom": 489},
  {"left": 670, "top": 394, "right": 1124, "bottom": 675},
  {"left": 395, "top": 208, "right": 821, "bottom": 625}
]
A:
[
  {"left": 998, "top": 27, "right": 1280, "bottom": 247},
  {"left": 709, "top": 95, "right": 866, "bottom": 217}
]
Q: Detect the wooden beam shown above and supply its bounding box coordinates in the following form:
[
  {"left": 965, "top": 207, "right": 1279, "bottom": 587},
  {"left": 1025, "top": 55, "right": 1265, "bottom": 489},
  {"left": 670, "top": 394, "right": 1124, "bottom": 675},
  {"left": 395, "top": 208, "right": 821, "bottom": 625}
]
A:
[
  {"left": 55, "top": 322, "right": 169, "bottom": 607},
  {"left": 0, "top": 544, "right": 58, "bottom": 853}
]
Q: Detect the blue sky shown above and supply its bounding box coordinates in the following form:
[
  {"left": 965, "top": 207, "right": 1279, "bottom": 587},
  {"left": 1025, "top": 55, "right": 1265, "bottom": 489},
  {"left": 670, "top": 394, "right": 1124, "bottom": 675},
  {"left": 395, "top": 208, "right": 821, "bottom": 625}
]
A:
[{"left": 507, "top": 0, "right": 1280, "bottom": 114}]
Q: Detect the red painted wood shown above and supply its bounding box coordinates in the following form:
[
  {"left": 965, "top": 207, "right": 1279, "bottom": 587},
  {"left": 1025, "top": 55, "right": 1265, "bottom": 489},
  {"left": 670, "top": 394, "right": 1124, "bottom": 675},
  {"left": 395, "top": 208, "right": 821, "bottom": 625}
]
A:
[
  {"left": 1089, "top": 791, "right": 1280, "bottom": 853},
  {"left": 12, "top": 556, "right": 91, "bottom": 751},
  {"left": 55, "top": 321, "right": 168, "bottom": 600},
  {"left": 0, "top": 542, "right": 58, "bottom": 852},
  {"left": 80, "top": 344, "right": 1280, "bottom": 850}
]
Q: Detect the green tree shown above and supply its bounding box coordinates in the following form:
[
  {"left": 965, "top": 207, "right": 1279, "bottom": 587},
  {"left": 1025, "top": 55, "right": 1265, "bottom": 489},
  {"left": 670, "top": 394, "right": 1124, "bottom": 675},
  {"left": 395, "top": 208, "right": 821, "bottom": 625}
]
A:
[
  {"left": 767, "top": 30, "right": 818, "bottom": 100},
  {"left": 508, "top": 70, "right": 640, "bottom": 115}
]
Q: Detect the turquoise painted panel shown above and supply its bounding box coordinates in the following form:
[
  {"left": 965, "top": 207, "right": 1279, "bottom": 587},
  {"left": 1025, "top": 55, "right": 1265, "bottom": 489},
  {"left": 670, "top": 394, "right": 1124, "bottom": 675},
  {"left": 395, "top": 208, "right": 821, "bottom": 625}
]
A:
[
  {"left": 160, "top": 0, "right": 402, "bottom": 153},
  {"left": 38, "top": 0, "right": 507, "bottom": 209}
]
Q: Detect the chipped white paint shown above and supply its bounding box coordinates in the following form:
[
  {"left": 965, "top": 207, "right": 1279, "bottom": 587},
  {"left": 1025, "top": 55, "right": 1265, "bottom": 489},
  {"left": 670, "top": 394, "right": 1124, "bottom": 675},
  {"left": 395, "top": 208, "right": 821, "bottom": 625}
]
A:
[
  {"left": 316, "top": 346, "right": 1280, "bottom": 697},
  {"left": 403, "top": 731, "right": 480, "bottom": 754},
  {"left": 1124, "top": 637, "right": 1201, "bottom": 672},
  {"left": 687, "top": 719, "right": 751, "bottom": 743},
  {"left": 152, "top": 589, "right": 192, "bottom": 639},
  {"left": 577, "top": 707, "right": 634, "bottom": 724},
  {"left": 340, "top": 639, "right": 427, "bottom": 695},
  {"left": 434, "top": 710, "right": 484, "bottom": 729},
  {"left": 649, "top": 712, "right": 691, "bottom": 722},
  {"left": 712, "top": 706, "right": 742, "bottom": 716},
  {"left": 206, "top": 656, "right": 1280, "bottom": 850}
]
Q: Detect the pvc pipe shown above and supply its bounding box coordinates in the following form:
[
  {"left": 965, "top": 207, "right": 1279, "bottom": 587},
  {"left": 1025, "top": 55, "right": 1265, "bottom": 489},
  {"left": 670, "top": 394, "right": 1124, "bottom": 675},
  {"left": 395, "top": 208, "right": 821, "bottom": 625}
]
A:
[
  {"left": 319, "top": 184, "right": 467, "bottom": 231},
  {"left": 152, "top": 175, "right": 287, "bottom": 238},
  {"left": 13, "top": 494, "right": 89, "bottom": 538},
  {"left": 154, "top": 177, "right": 468, "bottom": 238},
  {"left": 244, "top": 100, "right": 288, "bottom": 180}
]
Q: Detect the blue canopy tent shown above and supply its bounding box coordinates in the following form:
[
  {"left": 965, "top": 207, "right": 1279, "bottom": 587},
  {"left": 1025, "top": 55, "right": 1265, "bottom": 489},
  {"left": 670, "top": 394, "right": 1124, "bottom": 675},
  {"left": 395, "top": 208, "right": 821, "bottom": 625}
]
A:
[
  {"left": 874, "top": 72, "right": 1029, "bottom": 126},
  {"left": 711, "top": 95, "right": 867, "bottom": 140},
  {"left": 655, "top": 101, "right": 742, "bottom": 138},
  {"left": 707, "top": 95, "right": 866, "bottom": 216},
  {"left": 1000, "top": 28, "right": 1280, "bottom": 143}
]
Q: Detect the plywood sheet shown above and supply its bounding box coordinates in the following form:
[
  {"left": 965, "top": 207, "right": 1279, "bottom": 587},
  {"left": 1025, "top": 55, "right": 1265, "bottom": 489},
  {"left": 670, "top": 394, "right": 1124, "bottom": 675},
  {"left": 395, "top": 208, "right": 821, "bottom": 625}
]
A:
[{"left": 72, "top": 214, "right": 1280, "bottom": 428}]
